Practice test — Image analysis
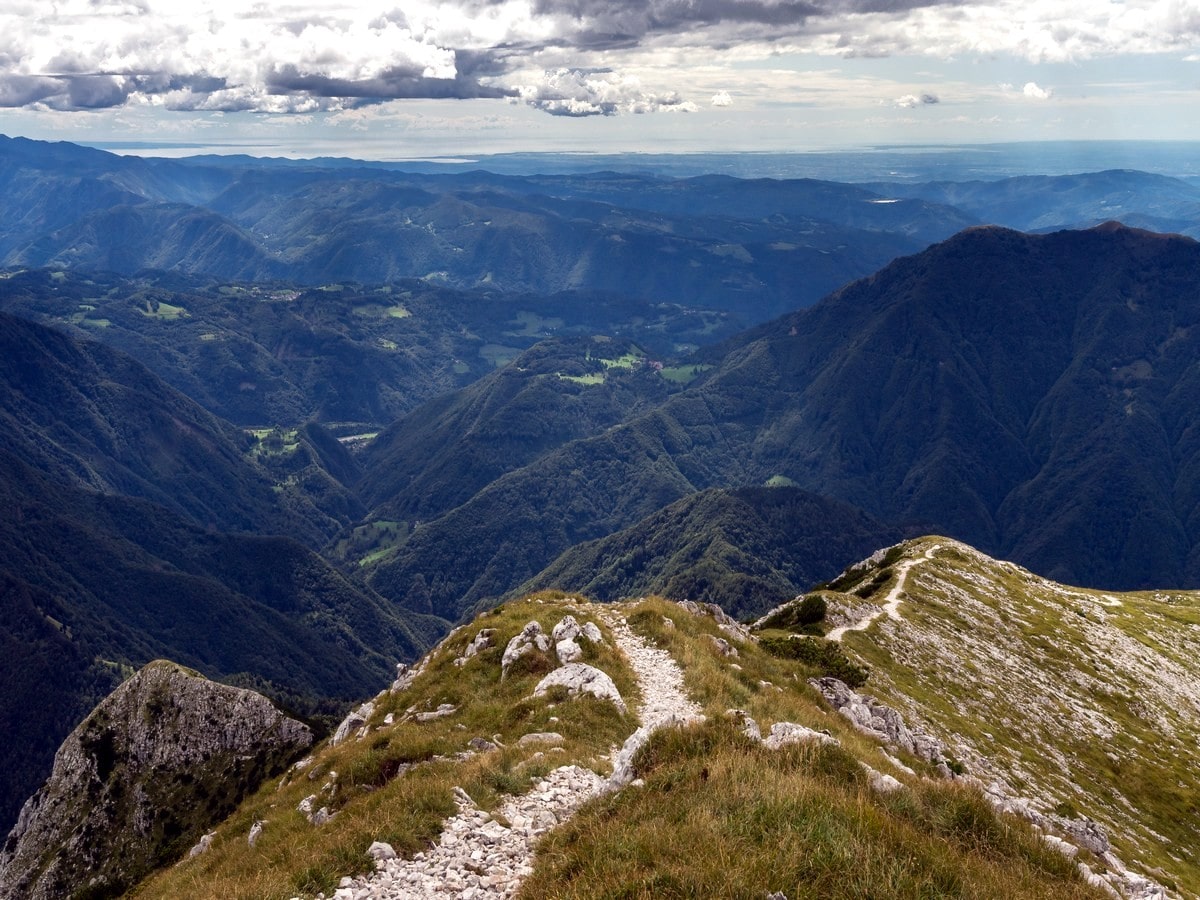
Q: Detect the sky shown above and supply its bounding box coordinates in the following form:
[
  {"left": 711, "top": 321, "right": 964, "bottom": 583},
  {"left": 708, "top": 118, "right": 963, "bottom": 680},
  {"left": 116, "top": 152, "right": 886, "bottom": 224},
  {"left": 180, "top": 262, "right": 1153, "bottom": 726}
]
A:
[{"left": 0, "top": 0, "right": 1198, "bottom": 159}]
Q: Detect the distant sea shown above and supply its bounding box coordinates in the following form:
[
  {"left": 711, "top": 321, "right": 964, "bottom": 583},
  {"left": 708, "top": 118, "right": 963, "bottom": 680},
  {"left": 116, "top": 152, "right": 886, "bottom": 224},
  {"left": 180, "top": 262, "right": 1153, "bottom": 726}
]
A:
[{"left": 88, "top": 140, "right": 1200, "bottom": 183}]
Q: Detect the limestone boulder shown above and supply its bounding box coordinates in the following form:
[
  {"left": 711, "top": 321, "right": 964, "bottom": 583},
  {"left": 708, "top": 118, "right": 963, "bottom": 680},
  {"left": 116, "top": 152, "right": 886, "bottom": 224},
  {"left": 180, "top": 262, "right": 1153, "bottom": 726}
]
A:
[
  {"left": 763, "top": 722, "right": 839, "bottom": 750},
  {"left": 502, "top": 622, "right": 552, "bottom": 678},
  {"left": 551, "top": 616, "right": 581, "bottom": 644},
  {"left": 331, "top": 700, "right": 375, "bottom": 746},
  {"left": 556, "top": 638, "right": 583, "bottom": 664},
  {"left": 532, "top": 664, "right": 626, "bottom": 713},
  {"left": 454, "top": 629, "right": 497, "bottom": 668}
]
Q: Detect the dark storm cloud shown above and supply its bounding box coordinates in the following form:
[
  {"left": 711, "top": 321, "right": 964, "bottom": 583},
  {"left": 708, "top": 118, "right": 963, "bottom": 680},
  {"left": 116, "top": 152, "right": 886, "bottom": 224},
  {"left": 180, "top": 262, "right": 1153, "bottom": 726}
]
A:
[
  {"left": 0, "top": 75, "right": 63, "bottom": 107},
  {"left": 3, "top": 69, "right": 232, "bottom": 111},
  {"left": 525, "top": 0, "right": 953, "bottom": 49},
  {"left": 126, "top": 72, "right": 229, "bottom": 95},
  {"left": 454, "top": 49, "right": 514, "bottom": 80},
  {"left": 265, "top": 61, "right": 514, "bottom": 101},
  {"left": 65, "top": 75, "right": 131, "bottom": 109}
]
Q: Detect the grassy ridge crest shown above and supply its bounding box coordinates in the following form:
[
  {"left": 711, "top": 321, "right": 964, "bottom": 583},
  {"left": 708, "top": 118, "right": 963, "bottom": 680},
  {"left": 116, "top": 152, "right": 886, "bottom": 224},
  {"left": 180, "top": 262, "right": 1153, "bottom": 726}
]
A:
[{"left": 132, "top": 587, "right": 1109, "bottom": 898}]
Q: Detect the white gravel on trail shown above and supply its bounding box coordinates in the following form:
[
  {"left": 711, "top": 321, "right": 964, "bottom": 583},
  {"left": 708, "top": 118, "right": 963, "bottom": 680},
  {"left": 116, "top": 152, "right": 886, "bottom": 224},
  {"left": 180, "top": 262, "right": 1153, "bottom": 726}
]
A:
[
  {"left": 826, "top": 544, "right": 940, "bottom": 642},
  {"left": 325, "top": 604, "right": 699, "bottom": 900},
  {"left": 598, "top": 605, "right": 703, "bottom": 727}
]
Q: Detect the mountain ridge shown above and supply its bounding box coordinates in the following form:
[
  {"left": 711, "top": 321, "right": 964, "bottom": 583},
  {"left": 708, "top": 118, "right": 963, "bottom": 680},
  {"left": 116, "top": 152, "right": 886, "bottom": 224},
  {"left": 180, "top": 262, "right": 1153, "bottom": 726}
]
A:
[
  {"left": 92, "top": 537, "right": 1192, "bottom": 898},
  {"left": 521, "top": 486, "right": 905, "bottom": 618}
]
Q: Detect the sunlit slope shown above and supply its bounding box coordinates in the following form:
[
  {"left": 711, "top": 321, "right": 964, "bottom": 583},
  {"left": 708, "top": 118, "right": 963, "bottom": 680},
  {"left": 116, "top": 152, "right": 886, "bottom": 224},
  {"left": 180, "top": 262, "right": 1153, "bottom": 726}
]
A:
[
  {"left": 824, "top": 536, "right": 1200, "bottom": 894},
  {"left": 130, "top": 590, "right": 1107, "bottom": 899}
]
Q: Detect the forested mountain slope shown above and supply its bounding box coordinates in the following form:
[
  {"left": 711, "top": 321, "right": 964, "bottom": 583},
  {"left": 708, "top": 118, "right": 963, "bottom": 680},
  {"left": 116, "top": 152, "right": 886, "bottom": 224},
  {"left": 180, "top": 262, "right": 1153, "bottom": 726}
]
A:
[
  {"left": 0, "top": 316, "right": 441, "bottom": 835},
  {"left": 357, "top": 337, "right": 677, "bottom": 522},
  {"left": 706, "top": 222, "right": 1200, "bottom": 589},
  {"left": 0, "top": 268, "right": 739, "bottom": 428},
  {"left": 523, "top": 486, "right": 903, "bottom": 618},
  {"left": 0, "top": 312, "right": 335, "bottom": 545},
  {"left": 364, "top": 224, "right": 1200, "bottom": 618}
]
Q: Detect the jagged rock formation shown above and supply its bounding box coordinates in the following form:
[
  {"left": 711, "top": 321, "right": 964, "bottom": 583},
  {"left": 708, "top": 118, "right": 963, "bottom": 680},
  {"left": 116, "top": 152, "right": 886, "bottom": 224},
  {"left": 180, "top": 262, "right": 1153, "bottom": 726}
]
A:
[
  {"left": 331, "top": 700, "right": 377, "bottom": 747},
  {"left": 0, "top": 660, "right": 312, "bottom": 900},
  {"left": 500, "top": 621, "right": 552, "bottom": 679}
]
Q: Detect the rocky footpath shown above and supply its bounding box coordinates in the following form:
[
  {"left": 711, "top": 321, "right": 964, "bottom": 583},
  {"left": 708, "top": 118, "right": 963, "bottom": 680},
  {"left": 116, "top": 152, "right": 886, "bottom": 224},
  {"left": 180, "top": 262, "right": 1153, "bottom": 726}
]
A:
[
  {"left": 328, "top": 603, "right": 703, "bottom": 900},
  {"left": 0, "top": 660, "right": 312, "bottom": 900},
  {"left": 331, "top": 767, "right": 605, "bottom": 899}
]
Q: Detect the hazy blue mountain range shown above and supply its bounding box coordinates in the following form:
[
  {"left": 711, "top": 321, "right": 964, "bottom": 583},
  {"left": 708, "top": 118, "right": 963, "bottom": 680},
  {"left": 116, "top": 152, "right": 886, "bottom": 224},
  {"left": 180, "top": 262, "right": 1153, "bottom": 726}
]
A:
[
  {"left": 861, "top": 169, "right": 1200, "bottom": 237},
  {"left": 0, "top": 134, "right": 965, "bottom": 321},
  {"left": 7, "top": 134, "right": 1200, "bottom": 326},
  {"left": 98, "top": 139, "right": 1200, "bottom": 182}
]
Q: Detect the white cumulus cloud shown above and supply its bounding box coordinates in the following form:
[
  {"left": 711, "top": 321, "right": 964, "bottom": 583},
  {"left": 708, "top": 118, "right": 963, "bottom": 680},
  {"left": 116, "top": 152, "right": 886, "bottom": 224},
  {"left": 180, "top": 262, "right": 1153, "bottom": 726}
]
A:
[
  {"left": 895, "top": 92, "right": 939, "bottom": 108},
  {"left": 711, "top": 90, "right": 733, "bottom": 107},
  {"left": 518, "top": 68, "right": 697, "bottom": 117},
  {"left": 1022, "top": 81, "right": 1053, "bottom": 99}
]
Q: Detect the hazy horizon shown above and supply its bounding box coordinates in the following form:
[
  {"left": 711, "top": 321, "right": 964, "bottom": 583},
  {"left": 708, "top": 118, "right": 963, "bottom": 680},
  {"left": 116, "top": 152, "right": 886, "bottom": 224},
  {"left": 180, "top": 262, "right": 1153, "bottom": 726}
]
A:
[{"left": 22, "top": 137, "right": 1198, "bottom": 184}]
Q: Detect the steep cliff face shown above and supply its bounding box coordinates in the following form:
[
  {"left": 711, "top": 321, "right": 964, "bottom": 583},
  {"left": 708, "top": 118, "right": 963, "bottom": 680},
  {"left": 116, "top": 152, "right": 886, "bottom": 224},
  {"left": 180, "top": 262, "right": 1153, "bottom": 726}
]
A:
[{"left": 0, "top": 660, "right": 312, "bottom": 900}]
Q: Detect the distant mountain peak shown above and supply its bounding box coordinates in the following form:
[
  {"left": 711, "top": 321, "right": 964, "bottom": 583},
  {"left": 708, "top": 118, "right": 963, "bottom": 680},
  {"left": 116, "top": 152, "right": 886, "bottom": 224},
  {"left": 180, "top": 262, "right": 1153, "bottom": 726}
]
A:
[{"left": 1088, "top": 218, "right": 1191, "bottom": 240}]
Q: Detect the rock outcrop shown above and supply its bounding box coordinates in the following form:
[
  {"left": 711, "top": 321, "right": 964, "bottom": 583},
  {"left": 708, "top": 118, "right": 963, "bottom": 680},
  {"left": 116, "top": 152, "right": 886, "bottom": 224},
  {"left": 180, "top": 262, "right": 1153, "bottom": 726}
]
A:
[
  {"left": 532, "top": 664, "right": 626, "bottom": 713},
  {"left": 0, "top": 660, "right": 312, "bottom": 900},
  {"left": 675, "top": 600, "right": 752, "bottom": 641},
  {"left": 809, "top": 676, "right": 1171, "bottom": 898},
  {"left": 810, "top": 676, "right": 950, "bottom": 771},
  {"left": 331, "top": 700, "right": 376, "bottom": 746},
  {"left": 453, "top": 629, "right": 496, "bottom": 667},
  {"left": 501, "top": 622, "right": 552, "bottom": 678}
]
